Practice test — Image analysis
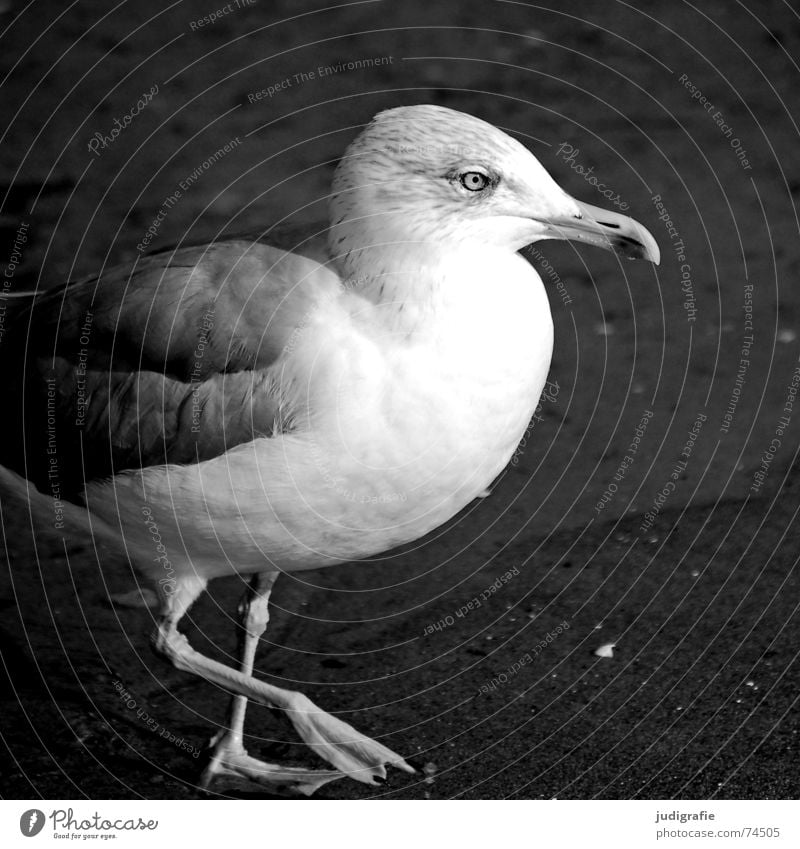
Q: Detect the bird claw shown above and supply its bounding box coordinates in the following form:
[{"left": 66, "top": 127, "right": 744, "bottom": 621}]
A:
[
  {"left": 200, "top": 735, "right": 344, "bottom": 797},
  {"left": 285, "top": 693, "right": 416, "bottom": 785}
]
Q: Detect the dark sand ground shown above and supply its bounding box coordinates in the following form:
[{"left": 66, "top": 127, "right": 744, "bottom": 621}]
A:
[{"left": 1, "top": 0, "right": 798, "bottom": 799}]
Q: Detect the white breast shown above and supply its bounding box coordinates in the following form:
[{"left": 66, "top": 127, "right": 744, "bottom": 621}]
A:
[{"left": 90, "top": 249, "right": 553, "bottom": 582}]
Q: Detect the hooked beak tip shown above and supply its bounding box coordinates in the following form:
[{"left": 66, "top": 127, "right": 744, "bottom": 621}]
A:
[{"left": 541, "top": 199, "right": 661, "bottom": 265}]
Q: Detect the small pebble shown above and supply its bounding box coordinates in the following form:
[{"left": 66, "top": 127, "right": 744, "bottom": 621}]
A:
[{"left": 594, "top": 643, "right": 616, "bottom": 658}]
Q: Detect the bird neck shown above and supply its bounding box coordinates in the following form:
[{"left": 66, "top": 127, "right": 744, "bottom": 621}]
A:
[
  {"left": 334, "top": 242, "right": 540, "bottom": 349},
  {"left": 334, "top": 242, "right": 447, "bottom": 335},
  {"left": 327, "top": 188, "right": 461, "bottom": 303}
]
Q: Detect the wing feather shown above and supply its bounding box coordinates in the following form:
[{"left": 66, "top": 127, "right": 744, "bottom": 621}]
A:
[{"left": 2, "top": 234, "right": 341, "bottom": 493}]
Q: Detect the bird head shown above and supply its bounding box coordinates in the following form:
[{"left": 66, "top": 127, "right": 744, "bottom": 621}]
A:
[{"left": 328, "top": 104, "right": 659, "bottom": 273}]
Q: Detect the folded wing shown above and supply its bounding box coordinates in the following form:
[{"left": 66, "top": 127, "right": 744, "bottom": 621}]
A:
[{"left": 2, "top": 233, "right": 340, "bottom": 494}]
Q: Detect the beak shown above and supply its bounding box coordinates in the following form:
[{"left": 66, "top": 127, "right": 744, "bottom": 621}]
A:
[{"left": 540, "top": 199, "right": 660, "bottom": 264}]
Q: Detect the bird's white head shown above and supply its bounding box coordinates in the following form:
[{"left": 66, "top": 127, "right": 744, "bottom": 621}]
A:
[{"left": 328, "top": 104, "right": 659, "bottom": 279}]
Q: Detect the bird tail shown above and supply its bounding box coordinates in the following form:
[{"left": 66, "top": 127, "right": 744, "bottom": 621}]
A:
[
  {"left": 0, "top": 463, "right": 109, "bottom": 543},
  {"left": 1, "top": 288, "right": 40, "bottom": 298},
  {"left": 0, "top": 464, "right": 160, "bottom": 609}
]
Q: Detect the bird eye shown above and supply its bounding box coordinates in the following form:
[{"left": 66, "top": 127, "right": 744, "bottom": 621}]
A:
[{"left": 459, "top": 171, "right": 491, "bottom": 192}]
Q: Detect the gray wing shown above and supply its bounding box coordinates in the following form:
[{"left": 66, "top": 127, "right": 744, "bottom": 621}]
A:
[{"left": 2, "top": 231, "right": 339, "bottom": 494}]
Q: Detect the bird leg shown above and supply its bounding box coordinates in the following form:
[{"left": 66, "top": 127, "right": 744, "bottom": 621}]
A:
[
  {"left": 199, "top": 571, "right": 343, "bottom": 795},
  {"left": 205, "top": 572, "right": 278, "bottom": 763},
  {"left": 152, "top": 574, "right": 414, "bottom": 794}
]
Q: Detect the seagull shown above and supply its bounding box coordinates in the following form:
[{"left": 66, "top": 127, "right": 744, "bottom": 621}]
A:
[{"left": 0, "top": 104, "right": 658, "bottom": 795}]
